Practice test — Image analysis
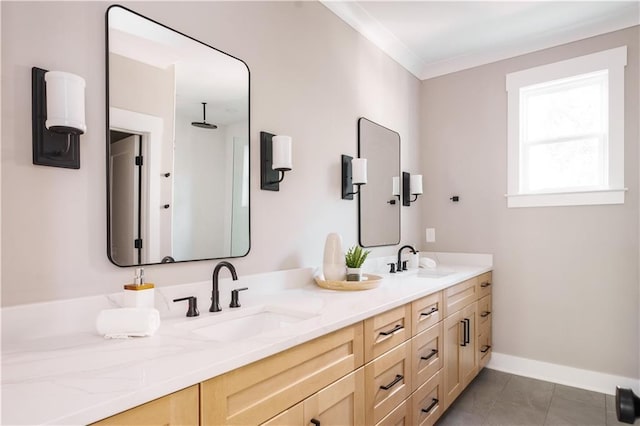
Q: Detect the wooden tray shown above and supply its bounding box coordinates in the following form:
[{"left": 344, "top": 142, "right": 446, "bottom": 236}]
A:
[{"left": 314, "top": 274, "right": 383, "bottom": 291}]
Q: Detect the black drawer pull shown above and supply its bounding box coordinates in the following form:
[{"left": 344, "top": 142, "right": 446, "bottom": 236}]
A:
[
  {"left": 310, "top": 419, "right": 321, "bottom": 426},
  {"left": 481, "top": 345, "right": 492, "bottom": 353},
  {"left": 480, "top": 281, "right": 492, "bottom": 288},
  {"left": 420, "top": 307, "right": 438, "bottom": 317},
  {"left": 480, "top": 311, "right": 491, "bottom": 318},
  {"left": 379, "top": 324, "right": 404, "bottom": 336},
  {"left": 421, "top": 349, "right": 438, "bottom": 361},
  {"left": 380, "top": 374, "right": 403, "bottom": 390},
  {"left": 464, "top": 318, "right": 470, "bottom": 344},
  {"left": 460, "top": 320, "right": 467, "bottom": 346},
  {"left": 421, "top": 398, "right": 439, "bottom": 414}
]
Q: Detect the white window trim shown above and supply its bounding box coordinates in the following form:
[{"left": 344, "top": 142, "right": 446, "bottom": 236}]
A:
[{"left": 505, "top": 46, "right": 627, "bottom": 208}]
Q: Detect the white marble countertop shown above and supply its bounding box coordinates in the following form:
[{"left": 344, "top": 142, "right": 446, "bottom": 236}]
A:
[{"left": 1, "top": 253, "right": 491, "bottom": 425}]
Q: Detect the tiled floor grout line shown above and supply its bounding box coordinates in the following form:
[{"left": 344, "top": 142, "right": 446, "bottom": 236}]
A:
[{"left": 541, "top": 383, "right": 556, "bottom": 426}]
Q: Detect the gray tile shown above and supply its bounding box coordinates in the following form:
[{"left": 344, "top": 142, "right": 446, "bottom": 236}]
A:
[
  {"left": 454, "top": 375, "right": 504, "bottom": 417},
  {"left": 552, "top": 384, "right": 605, "bottom": 408},
  {"left": 499, "top": 375, "right": 554, "bottom": 412},
  {"left": 476, "top": 368, "right": 511, "bottom": 386},
  {"left": 484, "top": 399, "right": 548, "bottom": 425},
  {"left": 435, "top": 404, "right": 486, "bottom": 426},
  {"left": 544, "top": 394, "right": 605, "bottom": 425}
]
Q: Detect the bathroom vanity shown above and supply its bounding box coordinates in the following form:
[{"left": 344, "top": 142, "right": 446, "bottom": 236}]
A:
[{"left": 1, "top": 254, "right": 492, "bottom": 425}]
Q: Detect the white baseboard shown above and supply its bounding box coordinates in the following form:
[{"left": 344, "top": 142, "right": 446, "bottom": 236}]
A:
[{"left": 487, "top": 352, "right": 639, "bottom": 396}]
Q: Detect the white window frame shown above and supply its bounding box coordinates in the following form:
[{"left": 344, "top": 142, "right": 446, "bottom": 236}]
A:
[{"left": 506, "top": 46, "right": 627, "bottom": 208}]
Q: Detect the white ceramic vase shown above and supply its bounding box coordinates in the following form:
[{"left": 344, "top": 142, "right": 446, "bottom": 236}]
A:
[{"left": 323, "top": 233, "right": 346, "bottom": 281}]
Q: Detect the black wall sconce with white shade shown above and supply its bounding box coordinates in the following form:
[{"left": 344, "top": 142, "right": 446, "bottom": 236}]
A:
[
  {"left": 260, "top": 132, "right": 292, "bottom": 191},
  {"left": 402, "top": 172, "right": 423, "bottom": 206},
  {"left": 341, "top": 155, "right": 367, "bottom": 200},
  {"left": 32, "top": 67, "right": 86, "bottom": 169}
]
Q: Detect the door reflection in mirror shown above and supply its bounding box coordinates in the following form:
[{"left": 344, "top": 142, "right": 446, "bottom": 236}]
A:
[{"left": 106, "top": 5, "right": 250, "bottom": 266}]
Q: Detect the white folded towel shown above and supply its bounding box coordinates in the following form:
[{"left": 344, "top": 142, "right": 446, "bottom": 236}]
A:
[
  {"left": 420, "top": 257, "right": 438, "bottom": 269},
  {"left": 96, "top": 308, "right": 160, "bottom": 339}
]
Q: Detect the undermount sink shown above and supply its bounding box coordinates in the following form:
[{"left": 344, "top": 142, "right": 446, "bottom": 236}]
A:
[
  {"left": 175, "top": 305, "right": 318, "bottom": 342},
  {"left": 417, "top": 268, "right": 455, "bottom": 278}
]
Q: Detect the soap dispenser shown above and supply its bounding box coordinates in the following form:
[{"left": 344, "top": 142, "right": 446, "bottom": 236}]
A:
[{"left": 124, "top": 268, "right": 155, "bottom": 309}]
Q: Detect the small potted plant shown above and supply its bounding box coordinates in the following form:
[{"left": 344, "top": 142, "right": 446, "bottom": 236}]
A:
[{"left": 345, "top": 245, "right": 371, "bottom": 281}]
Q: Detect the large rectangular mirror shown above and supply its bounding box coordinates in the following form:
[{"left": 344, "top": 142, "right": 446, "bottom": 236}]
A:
[
  {"left": 358, "top": 118, "right": 401, "bottom": 247},
  {"left": 106, "top": 5, "right": 250, "bottom": 266}
]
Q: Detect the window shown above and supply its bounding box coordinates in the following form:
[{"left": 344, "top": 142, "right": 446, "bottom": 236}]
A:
[{"left": 506, "top": 46, "right": 627, "bottom": 208}]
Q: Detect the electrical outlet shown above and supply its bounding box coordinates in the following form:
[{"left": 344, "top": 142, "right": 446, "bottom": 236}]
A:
[{"left": 426, "top": 228, "right": 436, "bottom": 243}]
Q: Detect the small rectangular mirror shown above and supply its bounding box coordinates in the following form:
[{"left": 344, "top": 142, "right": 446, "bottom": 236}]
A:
[
  {"left": 358, "top": 118, "right": 401, "bottom": 247},
  {"left": 106, "top": 5, "right": 250, "bottom": 266}
]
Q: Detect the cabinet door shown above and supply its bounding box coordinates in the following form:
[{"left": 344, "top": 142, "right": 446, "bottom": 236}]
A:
[
  {"left": 460, "top": 302, "right": 478, "bottom": 388},
  {"left": 364, "top": 304, "right": 412, "bottom": 362},
  {"left": 412, "top": 322, "right": 443, "bottom": 392},
  {"left": 261, "top": 403, "right": 304, "bottom": 426},
  {"left": 365, "top": 341, "right": 412, "bottom": 425},
  {"left": 376, "top": 399, "right": 411, "bottom": 426},
  {"left": 443, "top": 277, "right": 478, "bottom": 317},
  {"left": 91, "top": 385, "right": 198, "bottom": 426},
  {"left": 304, "top": 368, "right": 365, "bottom": 426},
  {"left": 201, "top": 323, "right": 363, "bottom": 425},
  {"left": 412, "top": 291, "right": 442, "bottom": 336},
  {"left": 442, "top": 310, "right": 463, "bottom": 409},
  {"left": 411, "top": 370, "right": 444, "bottom": 426},
  {"left": 477, "top": 272, "right": 493, "bottom": 300}
]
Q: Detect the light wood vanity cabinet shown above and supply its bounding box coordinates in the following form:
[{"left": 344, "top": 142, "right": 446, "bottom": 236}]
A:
[
  {"left": 91, "top": 385, "right": 199, "bottom": 426},
  {"left": 261, "top": 368, "right": 365, "bottom": 426},
  {"left": 201, "top": 323, "right": 363, "bottom": 425},
  {"left": 93, "top": 271, "right": 492, "bottom": 426}
]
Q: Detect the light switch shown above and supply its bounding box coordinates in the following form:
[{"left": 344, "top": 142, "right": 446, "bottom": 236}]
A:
[{"left": 426, "top": 228, "right": 436, "bottom": 243}]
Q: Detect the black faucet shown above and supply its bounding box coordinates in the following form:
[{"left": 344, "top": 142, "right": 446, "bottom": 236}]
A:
[
  {"left": 396, "top": 245, "right": 417, "bottom": 272},
  {"left": 210, "top": 261, "right": 238, "bottom": 312}
]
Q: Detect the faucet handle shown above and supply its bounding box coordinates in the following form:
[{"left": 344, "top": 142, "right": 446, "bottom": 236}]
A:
[
  {"left": 173, "top": 296, "right": 199, "bottom": 317},
  {"left": 230, "top": 287, "right": 248, "bottom": 308},
  {"left": 402, "top": 260, "right": 408, "bottom": 271},
  {"left": 387, "top": 263, "right": 396, "bottom": 273}
]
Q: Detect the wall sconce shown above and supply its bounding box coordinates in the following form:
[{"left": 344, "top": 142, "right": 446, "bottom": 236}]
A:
[
  {"left": 32, "top": 67, "right": 86, "bottom": 169},
  {"left": 260, "top": 132, "right": 292, "bottom": 191},
  {"left": 341, "top": 155, "right": 367, "bottom": 200},
  {"left": 402, "top": 172, "right": 423, "bottom": 206}
]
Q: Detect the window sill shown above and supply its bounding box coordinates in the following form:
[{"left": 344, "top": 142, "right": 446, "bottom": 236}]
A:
[{"left": 505, "top": 188, "right": 627, "bottom": 208}]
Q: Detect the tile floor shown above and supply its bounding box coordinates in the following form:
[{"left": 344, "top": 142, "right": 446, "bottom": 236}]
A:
[{"left": 435, "top": 368, "right": 627, "bottom": 426}]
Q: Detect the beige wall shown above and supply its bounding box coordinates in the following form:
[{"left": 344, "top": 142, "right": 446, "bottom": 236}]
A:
[
  {"left": 0, "top": 1, "right": 422, "bottom": 306},
  {"left": 420, "top": 26, "right": 639, "bottom": 378}
]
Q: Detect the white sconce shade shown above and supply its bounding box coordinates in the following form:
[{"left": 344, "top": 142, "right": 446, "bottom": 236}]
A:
[
  {"left": 32, "top": 67, "right": 85, "bottom": 169},
  {"left": 392, "top": 176, "right": 400, "bottom": 196},
  {"left": 410, "top": 174, "right": 423, "bottom": 195},
  {"left": 272, "top": 135, "right": 292, "bottom": 171},
  {"left": 352, "top": 158, "right": 367, "bottom": 185},
  {"left": 44, "top": 71, "right": 86, "bottom": 135}
]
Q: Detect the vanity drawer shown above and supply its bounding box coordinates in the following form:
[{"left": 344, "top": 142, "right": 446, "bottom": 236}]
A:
[
  {"left": 478, "top": 321, "right": 492, "bottom": 369},
  {"left": 478, "top": 294, "right": 492, "bottom": 328},
  {"left": 200, "top": 323, "right": 364, "bottom": 425},
  {"left": 443, "top": 277, "right": 478, "bottom": 317},
  {"left": 364, "top": 304, "right": 412, "bottom": 362},
  {"left": 412, "top": 291, "right": 443, "bottom": 336},
  {"left": 477, "top": 272, "right": 493, "bottom": 299},
  {"left": 412, "top": 322, "right": 443, "bottom": 391},
  {"left": 411, "top": 370, "right": 444, "bottom": 426},
  {"left": 365, "top": 340, "right": 412, "bottom": 425},
  {"left": 92, "top": 385, "right": 198, "bottom": 426},
  {"left": 375, "top": 398, "right": 411, "bottom": 426}
]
